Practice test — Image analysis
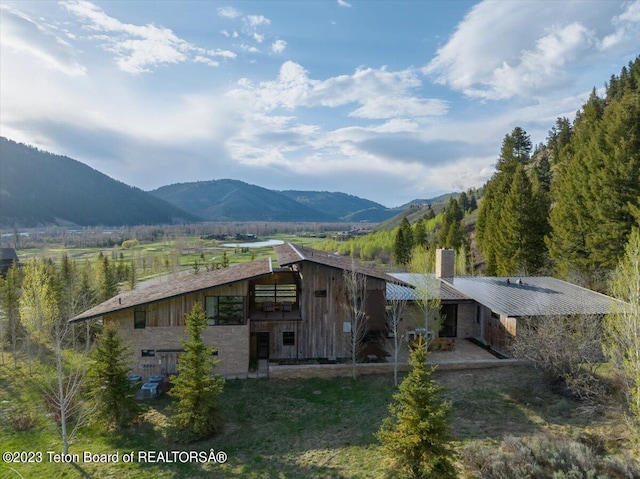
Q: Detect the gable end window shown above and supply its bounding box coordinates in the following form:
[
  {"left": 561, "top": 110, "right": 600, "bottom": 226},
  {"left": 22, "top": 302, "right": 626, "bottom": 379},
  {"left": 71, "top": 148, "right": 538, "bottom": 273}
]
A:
[{"left": 134, "top": 310, "right": 146, "bottom": 329}]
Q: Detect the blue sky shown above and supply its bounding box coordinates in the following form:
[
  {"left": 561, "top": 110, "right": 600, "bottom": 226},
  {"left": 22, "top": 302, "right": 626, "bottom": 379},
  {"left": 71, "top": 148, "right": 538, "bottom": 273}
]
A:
[{"left": 1, "top": 1, "right": 638, "bottom": 207}]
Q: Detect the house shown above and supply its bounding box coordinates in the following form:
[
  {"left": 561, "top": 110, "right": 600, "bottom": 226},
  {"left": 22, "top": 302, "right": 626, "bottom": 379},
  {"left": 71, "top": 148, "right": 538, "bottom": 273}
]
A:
[
  {"left": 387, "top": 249, "right": 617, "bottom": 354},
  {"left": 70, "top": 244, "right": 405, "bottom": 378},
  {"left": 70, "top": 245, "right": 618, "bottom": 378},
  {"left": 0, "top": 247, "right": 19, "bottom": 276}
]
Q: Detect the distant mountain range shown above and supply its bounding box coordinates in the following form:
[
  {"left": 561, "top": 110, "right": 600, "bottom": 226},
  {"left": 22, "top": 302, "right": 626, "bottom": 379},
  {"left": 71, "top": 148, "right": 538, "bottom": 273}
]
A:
[
  {"left": 150, "top": 181, "right": 400, "bottom": 222},
  {"left": 0, "top": 137, "right": 439, "bottom": 227}
]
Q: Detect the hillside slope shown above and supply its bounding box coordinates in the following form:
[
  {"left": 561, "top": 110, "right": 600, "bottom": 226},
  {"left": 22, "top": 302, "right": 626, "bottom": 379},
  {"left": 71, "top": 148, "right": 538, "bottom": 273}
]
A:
[
  {"left": 0, "top": 138, "right": 198, "bottom": 227},
  {"left": 150, "top": 180, "right": 336, "bottom": 222}
]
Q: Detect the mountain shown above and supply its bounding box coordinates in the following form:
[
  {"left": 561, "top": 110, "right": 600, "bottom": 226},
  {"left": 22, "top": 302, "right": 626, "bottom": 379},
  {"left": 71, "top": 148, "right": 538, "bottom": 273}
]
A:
[
  {"left": 0, "top": 138, "right": 198, "bottom": 227},
  {"left": 279, "top": 190, "right": 398, "bottom": 222},
  {"left": 150, "top": 180, "right": 337, "bottom": 222}
]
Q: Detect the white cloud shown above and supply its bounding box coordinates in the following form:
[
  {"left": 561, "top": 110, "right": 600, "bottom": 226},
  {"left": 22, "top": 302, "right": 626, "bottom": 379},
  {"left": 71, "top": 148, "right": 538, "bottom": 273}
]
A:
[
  {"left": 600, "top": 0, "right": 640, "bottom": 50},
  {"left": 240, "top": 44, "right": 260, "bottom": 53},
  {"left": 245, "top": 15, "right": 270, "bottom": 27},
  {"left": 424, "top": 0, "right": 637, "bottom": 100},
  {"left": 253, "top": 32, "right": 264, "bottom": 43},
  {"left": 217, "top": 6, "right": 241, "bottom": 19},
  {"left": 337, "top": 0, "right": 352, "bottom": 7},
  {"left": 0, "top": 4, "right": 86, "bottom": 76},
  {"left": 271, "top": 39, "right": 287, "bottom": 54},
  {"left": 60, "top": 0, "right": 235, "bottom": 73}
]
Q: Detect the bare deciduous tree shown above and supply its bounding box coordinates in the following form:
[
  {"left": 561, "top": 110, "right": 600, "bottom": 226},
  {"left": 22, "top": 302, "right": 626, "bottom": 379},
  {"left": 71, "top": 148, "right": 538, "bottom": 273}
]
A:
[
  {"left": 384, "top": 296, "right": 407, "bottom": 386},
  {"left": 343, "top": 260, "right": 368, "bottom": 380},
  {"left": 510, "top": 314, "right": 606, "bottom": 404}
]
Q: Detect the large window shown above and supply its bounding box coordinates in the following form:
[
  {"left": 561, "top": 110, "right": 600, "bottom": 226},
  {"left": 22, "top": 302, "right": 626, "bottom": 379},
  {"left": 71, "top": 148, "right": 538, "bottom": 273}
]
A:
[
  {"left": 205, "top": 296, "right": 244, "bottom": 325},
  {"left": 254, "top": 284, "right": 297, "bottom": 304},
  {"left": 134, "top": 310, "right": 146, "bottom": 329}
]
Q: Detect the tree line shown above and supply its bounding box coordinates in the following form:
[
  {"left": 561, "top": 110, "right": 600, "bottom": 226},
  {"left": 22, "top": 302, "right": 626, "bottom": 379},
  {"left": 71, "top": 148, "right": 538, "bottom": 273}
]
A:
[{"left": 477, "top": 57, "right": 640, "bottom": 290}]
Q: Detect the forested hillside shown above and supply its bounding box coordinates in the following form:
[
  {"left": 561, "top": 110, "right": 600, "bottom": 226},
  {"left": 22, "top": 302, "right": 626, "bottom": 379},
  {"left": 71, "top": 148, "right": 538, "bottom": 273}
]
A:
[
  {"left": 150, "top": 180, "right": 337, "bottom": 222},
  {"left": 323, "top": 57, "right": 640, "bottom": 291},
  {"left": 151, "top": 180, "right": 400, "bottom": 222},
  {"left": 0, "top": 138, "right": 199, "bottom": 227},
  {"left": 280, "top": 190, "right": 398, "bottom": 222},
  {"left": 477, "top": 57, "right": 640, "bottom": 289}
]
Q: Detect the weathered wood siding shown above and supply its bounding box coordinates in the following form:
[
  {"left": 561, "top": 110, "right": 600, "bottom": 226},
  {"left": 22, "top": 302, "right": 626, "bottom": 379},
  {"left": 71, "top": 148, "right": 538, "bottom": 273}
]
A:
[
  {"left": 293, "top": 262, "right": 386, "bottom": 359},
  {"left": 102, "top": 281, "right": 250, "bottom": 378}
]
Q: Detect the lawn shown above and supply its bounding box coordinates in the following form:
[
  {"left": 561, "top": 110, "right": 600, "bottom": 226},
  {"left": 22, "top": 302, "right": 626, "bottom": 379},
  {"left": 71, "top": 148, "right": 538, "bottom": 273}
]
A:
[{"left": 1, "top": 357, "right": 635, "bottom": 479}]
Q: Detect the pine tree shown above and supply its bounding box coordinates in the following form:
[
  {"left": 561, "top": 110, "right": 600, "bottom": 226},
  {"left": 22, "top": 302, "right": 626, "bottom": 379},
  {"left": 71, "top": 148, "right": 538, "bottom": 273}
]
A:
[
  {"left": 495, "top": 164, "right": 548, "bottom": 275},
  {"left": 394, "top": 217, "right": 414, "bottom": 265},
  {"left": 89, "top": 326, "right": 140, "bottom": 429},
  {"left": 438, "top": 198, "right": 465, "bottom": 250},
  {"left": 376, "top": 337, "right": 457, "bottom": 479},
  {"left": 547, "top": 62, "right": 639, "bottom": 287},
  {"left": 413, "top": 217, "right": 428, "bottom": 248},
  {"left": 0, "top": 263, "right": 21, "bottom": 365},
  {"left": 170, "top": 303, "right": 224, "bottom": 443}
]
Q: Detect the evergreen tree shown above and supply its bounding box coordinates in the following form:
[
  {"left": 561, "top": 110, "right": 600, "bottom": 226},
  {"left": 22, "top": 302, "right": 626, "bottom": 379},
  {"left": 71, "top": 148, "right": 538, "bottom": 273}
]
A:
[
  {"left": 376, "top": 337, "right": 457, "bottom": 479},
  {"left": 438, "top": 198, "right": 465, "bottom": 250},
  {"left": 97, "top": 255, "right": 118, "bottom": 302},
  {"left": 0, "top": 263, "right": 21, "bottom": 365},
  {"left": 495, "top": 164, "right": 548, "bottom": 275},
  {"left": 394, "top": 217, "right": 414, "bottom": 265},
  {"left": 413, "top": 217, "right": 428, "bottom": 248},
  {"left": 170, "top": 303, "right": 224, "bottom": 443},
  {"left": 547, "top": 61, "right": 639, "bottom": 287},
  {"left": 89, "top": 326, "right": 140, "bottom": 429}
]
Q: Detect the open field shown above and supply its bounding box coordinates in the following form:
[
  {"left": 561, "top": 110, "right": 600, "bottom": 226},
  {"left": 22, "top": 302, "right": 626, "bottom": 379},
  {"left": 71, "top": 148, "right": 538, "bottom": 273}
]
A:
[{"left": 1, "top": 355, "right": 636, "bottom": 479}]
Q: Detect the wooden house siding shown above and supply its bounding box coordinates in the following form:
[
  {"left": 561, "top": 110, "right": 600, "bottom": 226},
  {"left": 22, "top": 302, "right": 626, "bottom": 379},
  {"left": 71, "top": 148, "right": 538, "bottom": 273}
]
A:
[{"left": 293, "top": 262, "right": 386, "bottom": 359}]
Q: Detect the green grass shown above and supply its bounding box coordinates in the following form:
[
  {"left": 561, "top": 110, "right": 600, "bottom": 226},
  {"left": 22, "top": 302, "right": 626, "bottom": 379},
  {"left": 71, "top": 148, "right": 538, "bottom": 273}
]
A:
[{"left": 1, "top": 356, "right": 636, "bottom": 479}]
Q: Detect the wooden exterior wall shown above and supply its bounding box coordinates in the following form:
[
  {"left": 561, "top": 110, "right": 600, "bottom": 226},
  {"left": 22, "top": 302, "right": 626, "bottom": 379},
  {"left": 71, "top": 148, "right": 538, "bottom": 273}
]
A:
[
  {"left": 285, "top": 262, "right": 386, "bottom": 360},
  {"left": 102, "top": 281, "right": 251, "bottom": 379}
]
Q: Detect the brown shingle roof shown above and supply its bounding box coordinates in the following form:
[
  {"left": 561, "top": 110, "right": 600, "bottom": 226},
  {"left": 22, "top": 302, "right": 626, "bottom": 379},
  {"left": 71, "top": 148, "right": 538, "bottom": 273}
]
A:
[
  {"left": 275, "top": 243, "right": 404, "bottom": 284},
  {"left": 70, "top": 259, "right": 273, "bottom": 322}
]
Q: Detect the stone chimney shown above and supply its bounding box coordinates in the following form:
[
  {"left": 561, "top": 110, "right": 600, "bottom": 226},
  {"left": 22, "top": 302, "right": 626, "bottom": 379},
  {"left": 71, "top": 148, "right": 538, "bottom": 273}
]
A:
[{"left": 435, "top": 248, "right": 455, "bottom": 279}]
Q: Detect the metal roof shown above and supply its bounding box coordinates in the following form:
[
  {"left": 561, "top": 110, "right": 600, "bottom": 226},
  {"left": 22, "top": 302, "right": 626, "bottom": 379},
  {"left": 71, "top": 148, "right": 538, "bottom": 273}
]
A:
[
  {"left": 386, "top": 273, "right": 470, "bottom": 302},
  {"left": 442, "top": 276, "right": 618, "bottom": 317},
  {"left": 70, "top": 259, "right": 273, "bottom": 322},
  {"left": 275, "top": 243, "right": 404, "bottom": 284}
]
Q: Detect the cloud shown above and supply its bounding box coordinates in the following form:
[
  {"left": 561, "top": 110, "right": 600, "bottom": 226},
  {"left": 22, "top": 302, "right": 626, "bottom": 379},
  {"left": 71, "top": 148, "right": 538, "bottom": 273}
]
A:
[
  {"left": 271, "top": 39, "right": 287, "bottom": 54},
  {"left": 60, "top": 0, "right": 234, "bottom": 73},
  {"left": 0, "top": 4, "right": 86, "bottom": 76},
  {"left": 424, "top": 0, "right": 637, "bottom": 100},
  {"left": 600, "top": 0, "right": 640, "bottom": 50},
  {"left": 245, "top": 15, "right": 271, "bottom": 27},
  {"left": 217, "top": 6, "right": 241, "bottom": 19},
  {"left": 337, "top": 0, "right": 352, "bottom": 7},
  {"left": 230, "top": 61, "right": 448, "bottom": 118}
]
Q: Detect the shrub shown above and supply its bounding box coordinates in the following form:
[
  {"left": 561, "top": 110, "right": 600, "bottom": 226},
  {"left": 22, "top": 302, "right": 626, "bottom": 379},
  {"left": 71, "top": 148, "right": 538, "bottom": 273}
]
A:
[
  {"left": 2, "top": 404, "right": 39, "bottom": 431},
  {"left": 461, "top": 433, "right": 640, "bottom": 479}
]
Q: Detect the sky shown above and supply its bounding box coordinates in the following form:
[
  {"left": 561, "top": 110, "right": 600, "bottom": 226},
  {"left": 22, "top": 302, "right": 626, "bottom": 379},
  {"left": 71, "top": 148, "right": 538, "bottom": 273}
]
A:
[{"left": 1, "top": 1, "right": 639, "bottom": 208}]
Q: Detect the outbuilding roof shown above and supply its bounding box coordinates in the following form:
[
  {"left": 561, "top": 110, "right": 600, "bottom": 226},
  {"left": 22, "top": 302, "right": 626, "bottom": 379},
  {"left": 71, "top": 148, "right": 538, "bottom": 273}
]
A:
[
  {"left": 442, "top": 276, "right": 618, "bottom": 317},
  {"left": 386, "top": 273, "right": 470, "bottom": 302},
  {"left": 70, "top": 259, "right": 273, "bottom": 322}
]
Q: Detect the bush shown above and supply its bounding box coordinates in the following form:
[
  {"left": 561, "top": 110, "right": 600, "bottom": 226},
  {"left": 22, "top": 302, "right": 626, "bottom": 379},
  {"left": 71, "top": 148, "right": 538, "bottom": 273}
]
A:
[
  {"left": 2, "top": 404, "right": 39, "bottom": 431},
  {"left": 461, "top": 433, "right": 640, "bottom": 479}
]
